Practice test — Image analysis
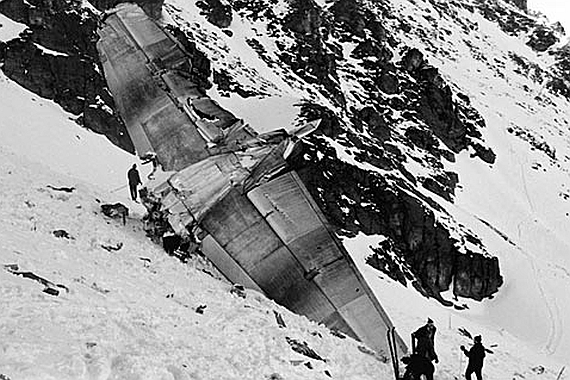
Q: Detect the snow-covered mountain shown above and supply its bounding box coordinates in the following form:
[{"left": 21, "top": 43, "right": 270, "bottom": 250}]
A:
[{"left": 1, "top": 0, "right": 570, "bottom": 378}]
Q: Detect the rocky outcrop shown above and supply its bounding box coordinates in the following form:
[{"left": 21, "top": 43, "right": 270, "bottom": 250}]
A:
[
  {"left": 0, "top": 0, "right": 134, "bottom": 153},
  {"left": 399, "top": 48, "right": 495, "bottom": 164},
  {"left": 548, "top": 45, "right": 570, "bottom": 100},
  {"left": 526, "top": 27, "right": 558, "bottom": 52},
  {"left": 453, "top": 254, "right": 502, "bottom": 301},
  {"left": 280, "top": 0, "right": 344, "bottom": 106},
  {"left": 474, "top": 0, "right": 563, "bottom": 57},
  {"left": 289, "top": 126, "right": 503, "bottom": 302},
  {"left": 195, "top": 0, "right": 232, "bottom": 29},
  {"left": 476, "top": 1, "right": 534, "bottom": 35}
]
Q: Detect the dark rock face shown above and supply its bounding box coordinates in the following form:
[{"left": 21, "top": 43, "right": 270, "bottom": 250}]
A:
[
  {"left": 284, "top": 0, "right": 322, "bottom": 35},
  {"left": 195, "top": 0, "right": 233, "bottom": 29},
  {"left": 421, "top": 173, "right": 458, "bottom": 202},
  {"left": 280, "top": 0, "right": 345, "bottom": 106},
  {"left": 398, "top": 48, "right": 494, "bottom": 163},
  {"left": 0, "top": 0, "right": 134, "bottom": 153},
  {"left": 548, "top": 45, "right": 570, "bottom": 100},
  {"left": 453, "top": 254, "right": 502, "bottom": 301},
  {"left": 476, "top": 1, "right": 534, "bottom": 36},
  {"left": 526, "top": 27, "right": 558, "bottom": 52},
  {"left": 330, "top": 0, "right": 390, "bottom": 43},
  {"left": 289, "top": 133, "right": 503, "bottom": 302},
  {"left": 357, "top": 106, "right": 391, "bottom": 141}
]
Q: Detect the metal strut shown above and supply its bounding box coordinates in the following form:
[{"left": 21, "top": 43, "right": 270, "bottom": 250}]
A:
[{"left": 386, "top": 327, "right": 400, "bottom": 380}]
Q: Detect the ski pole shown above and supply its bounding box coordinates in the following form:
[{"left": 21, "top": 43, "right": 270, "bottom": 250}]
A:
[
  {"left": 556, "top": 366, "right": 565, "bottom": 380},
  {"left": 459, "top": 348, "right": 463, "bottom": 377},
  {"left": 110, "top": 184, "right": 128, "bottom": 193}
]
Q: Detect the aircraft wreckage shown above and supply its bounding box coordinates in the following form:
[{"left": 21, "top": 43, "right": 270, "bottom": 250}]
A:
[{"left": 97, "top": 3, "right": 406, "bottom": 357}]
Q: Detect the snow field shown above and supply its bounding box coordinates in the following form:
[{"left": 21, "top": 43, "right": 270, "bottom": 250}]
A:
[
  {"left": 0, "top": 140, "right": 394, "bottom": 380},
  {"left": 383, "top": 0, "right": 570, "bottom": 363}
]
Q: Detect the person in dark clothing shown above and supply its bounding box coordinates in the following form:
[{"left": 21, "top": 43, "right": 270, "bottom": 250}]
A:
[
  {"left": 461, "top": 335, "right": 486, "bottom": 380},
  {"left": 127, "top": 164, "right": 142, "bottom": 202},
  {"left": 401, "top": 353, "right": 435, "bottom": 380},
  {"left": 141, "top": 152, "right": 159, "bottom": 180},
  {"left": 412, "top": 318, "right": 439, "bottom": 363}
]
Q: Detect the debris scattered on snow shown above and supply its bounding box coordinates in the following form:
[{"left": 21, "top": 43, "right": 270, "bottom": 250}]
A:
[
  {"left": 47, "top": 184, "right": 76, "bottom": 193},
  {"left": 274, "top": 310, "right": 286, "bottom": 328},
  {"left": 100, "top": 241, "right": 123, "bottom": 252},
  {"left": 53, "top": 229, "right": 73, "bottom": 239},
  {"left": 195, "top": 304, "right": 207, "bottom": 314},
  {"left": 230, "top": 283, "right": 246, "bottom": 298},
  {"left": 285, "top": 337, "right": 326, "bottom": 362},
  {"left": 100, "top": 203, "right": 129, "bottom": 225}
]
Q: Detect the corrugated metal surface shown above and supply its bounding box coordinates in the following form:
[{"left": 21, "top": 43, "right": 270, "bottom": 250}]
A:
[
  {"left": 97, "top": 5, "right": 209, "bottom": 170},
  {"left": 98, "top": 4, "right": 261, "bottom": 171},
  {"left": 201, "top": 190, "right": 338, "bottom": 322},
  {"left": 98, "top": 3, "right": 407, "bottom": 358},
  {"left": 247, "top": 172, "right": 407, "bottom": 355},
  {"left": 201, "top": 235, "right": 263, "bottom": 293},
  {"left": 158, "top": 164, "right": 407, "bottom": 355},
  {"left": 248, "top": 173, "right": 325, "bottom": 244},
  {"left": 248, "top": 246, "right": 337, "bottom": 321},
  {"left": 201, "top": 189, "right": 266, "bottom": 247}
]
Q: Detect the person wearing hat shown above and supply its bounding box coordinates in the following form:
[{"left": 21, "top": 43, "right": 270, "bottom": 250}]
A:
[
  {"left": 461, "top": 335, "right": 486, "bottom": 380},
  {"left": 412, "top": 318, "right": 438, "bottom": 363}
]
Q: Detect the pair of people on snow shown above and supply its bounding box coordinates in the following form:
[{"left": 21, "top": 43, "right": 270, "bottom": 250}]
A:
[
  {"left": 402, "top": 318, "right": 437, "bottom": 380},
  {"left": 403, "top": 318, "right": 486, "bottom": 380}
]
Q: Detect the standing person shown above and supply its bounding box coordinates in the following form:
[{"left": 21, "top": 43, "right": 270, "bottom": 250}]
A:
[
  {"left": 412, "top": 318, "right": 439, "bottom": 363},
  {"left": 141, "top": 152, "right": 159, "bottom": 180},
  {"left": 127, "top": 164, "right": 142, "bottom": 202},
  {"left": 461, "top": 335, "right": 486, "bottom": 380}
]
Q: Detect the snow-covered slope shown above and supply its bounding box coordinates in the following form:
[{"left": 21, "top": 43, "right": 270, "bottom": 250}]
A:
[
  {"left": 157, "top": 0, "right": 570, "bottom": 367},
  {"left": 0, "top": 66, "right": 564, "bottom": 380},
  {"left": 388, "top": 0, "right": 570, "bottom": 361},
  {"left": 0, "top": 44, "right": 390, "bottom": 380},
  {"left": 0, "top": 150, "right": 394, "bottom": 380}
]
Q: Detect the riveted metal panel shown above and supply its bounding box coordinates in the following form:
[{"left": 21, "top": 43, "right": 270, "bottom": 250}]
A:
[
  {"left": 201, "top": 234, "right": 264, "bottom": 293},
  {"left": 223, "top": 219, "right": 283, "bottom": 272},
  {"left": 140, "top": 104, "right": 209, "bottom": 171},
  {"left": 338, "top": 295, "right": 405, "bottom": 357},
  {"left": 313, "top": 259, "right": 362, "bottom": 309},
  {"left": 201, "top": 189, "right": 264, "bottom": 246},
  {"left": 249, "top": 246, "right": 336, "bottom": 322},
  {"left": 287, "top": 227, "right": 344, "bottom": 271},
  {"left": 321, "top": 311, "right": 358, "bottom": 341},
  {"left": 97, "top": 4, "right": 210, "bottom": 170},
  {"left": 247, "top": 172, "right": 321, "bottom": 244}
]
